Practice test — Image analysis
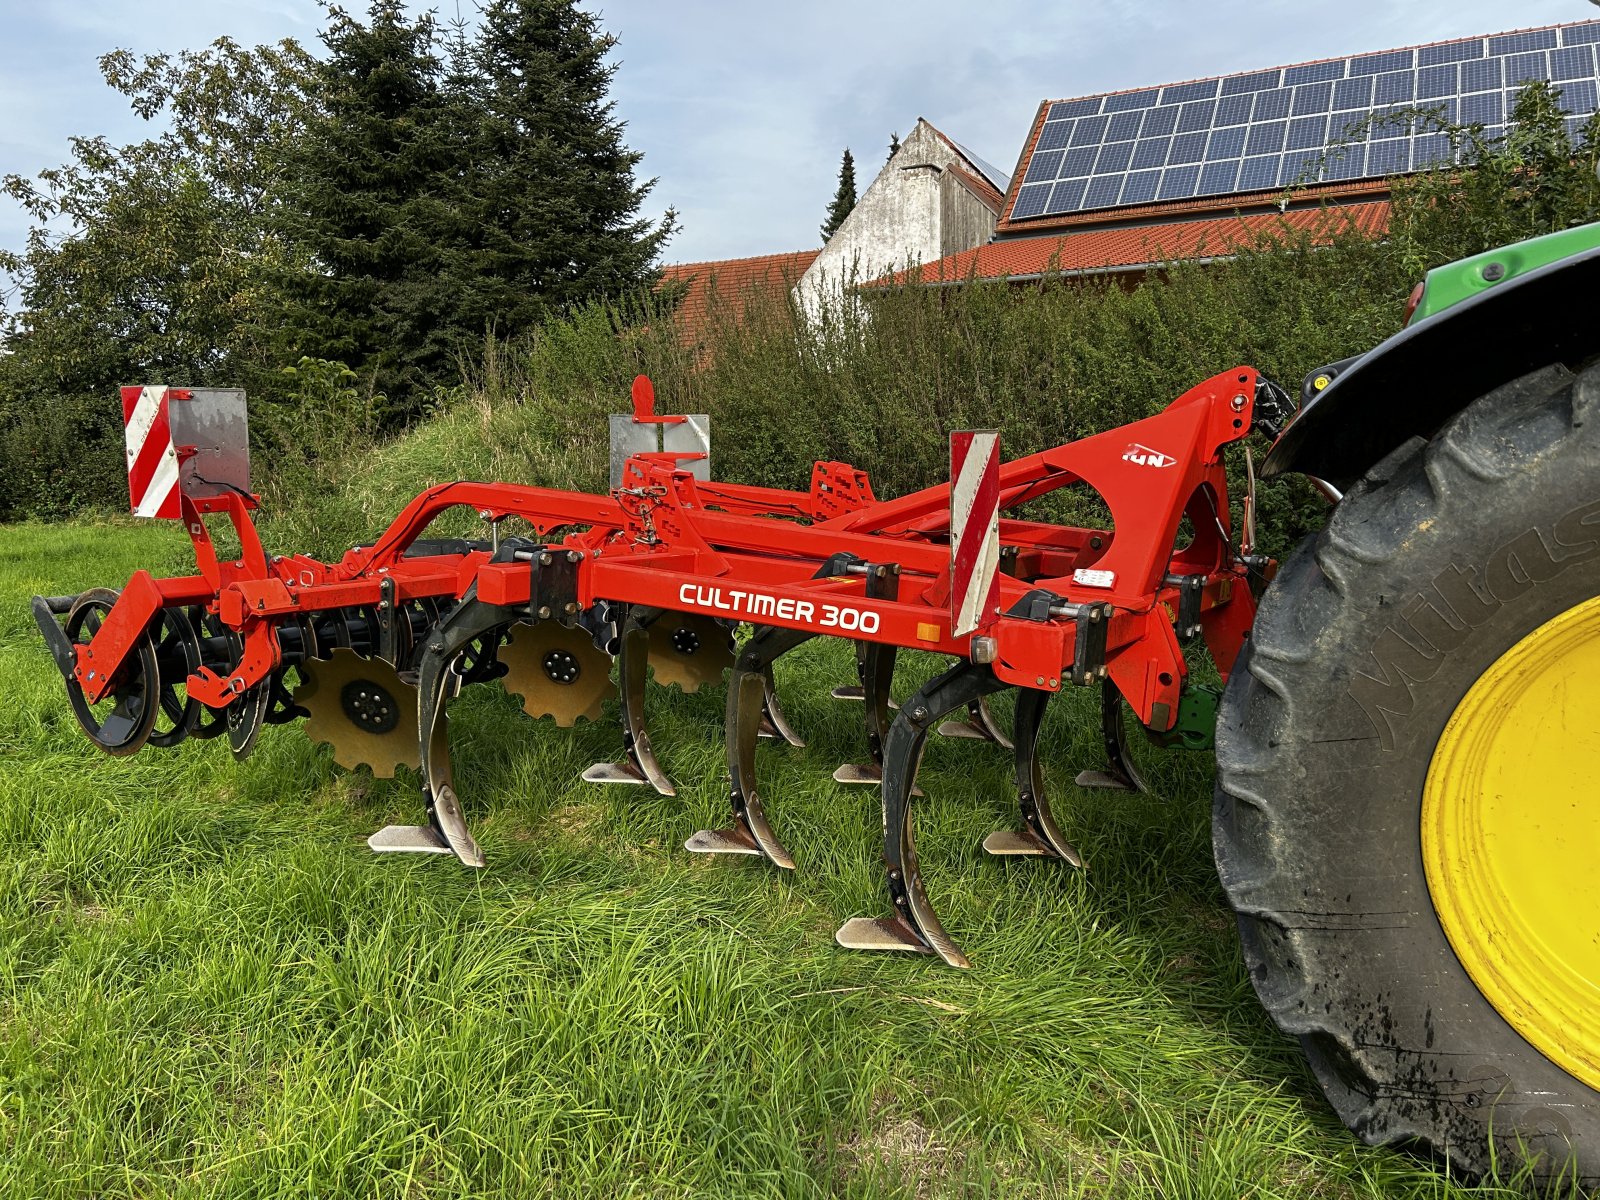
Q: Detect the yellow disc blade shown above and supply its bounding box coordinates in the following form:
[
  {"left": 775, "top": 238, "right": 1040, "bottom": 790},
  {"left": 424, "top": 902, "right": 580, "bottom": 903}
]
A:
[
  {"left": 500, "top": 622, "right": 613, "bottom": 727},
  {"left": 294, "top": 648, "right": 421, "bottom": 779},
  {"left": 647, "top": 612, "right": 733, "bottom": 693}
]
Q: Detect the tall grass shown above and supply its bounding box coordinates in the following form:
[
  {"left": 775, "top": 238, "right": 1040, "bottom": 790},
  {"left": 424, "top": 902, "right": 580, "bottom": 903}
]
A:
[{"left": 1, "top": 520, "right": 1576, "bottom": 1197}]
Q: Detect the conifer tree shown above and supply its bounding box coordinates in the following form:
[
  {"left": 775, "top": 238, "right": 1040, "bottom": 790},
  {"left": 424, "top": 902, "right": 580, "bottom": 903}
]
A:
[
  {"left": 272, "top": 1, "right": 455, "bottom": 417},
  {"left": 445, "top": 0, "right": 675, "bottom": 336},
  {"left": 821, "top": 148, "right": 857, "bottom": 242}
]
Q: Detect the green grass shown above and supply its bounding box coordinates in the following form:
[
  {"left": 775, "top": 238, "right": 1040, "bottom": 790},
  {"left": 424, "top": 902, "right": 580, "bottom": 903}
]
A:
[{"left": 0, "top": 519, "right": 1556, "bottom": 1198}]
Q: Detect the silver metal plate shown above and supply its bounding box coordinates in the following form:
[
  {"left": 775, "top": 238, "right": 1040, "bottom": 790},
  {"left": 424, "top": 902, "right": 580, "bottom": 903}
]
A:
[
  {"left": 981, "top": 830, "right": 1050, "bottom": 857},
  {"left": 169, "top": 388, "right": 251, "bottom": 498},
  {"left": 833, "top": 763, "right": 881, "bottom": 786},
  {"left": 608, "top": 415, "right": 659, "bottom": 490},
  {"left": 581, "top": 761, "right": 651, "bottom": 786},
  {"left": 368, "top": 825, "right": 451, "bottom": 854},
  {"left": 661, "top": 414, "right": 711, "bottom": 481},
  {"left": 608, "top": 413, "right": 711, "bottom": 489},
  {"left": 1074, "top": 769, "right": 1137, "bottom": 791},
  {"left": 684, "top": 829, "right": 763, "bottom": 856},
  {"left": 834, "top": 917, "right": 934, "bottom": 954}
]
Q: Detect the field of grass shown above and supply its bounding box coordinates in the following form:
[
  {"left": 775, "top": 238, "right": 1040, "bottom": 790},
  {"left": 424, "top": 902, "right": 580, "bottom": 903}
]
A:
[{"left": 0, "top": 518, "right": 1554, "bottom": 1198}]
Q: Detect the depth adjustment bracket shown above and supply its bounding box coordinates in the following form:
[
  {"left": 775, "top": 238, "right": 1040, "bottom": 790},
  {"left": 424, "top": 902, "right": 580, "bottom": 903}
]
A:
[
  {"left": 1005, "top": 589, "right": 1113, "bottom": 686},
  {"left": 375, "top": 575, "right": 402, "bottom": 665},
  {"left": 523, "top": 546, "right": 584, "bottom": 628},
  {"left": 1163, "top": 572, "right": 1206, "bottom": 641}
]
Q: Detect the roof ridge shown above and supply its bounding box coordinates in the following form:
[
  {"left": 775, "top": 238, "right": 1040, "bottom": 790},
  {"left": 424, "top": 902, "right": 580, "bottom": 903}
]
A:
[{"left": 662, "top": 250, "right": 820, "bottom": 273}]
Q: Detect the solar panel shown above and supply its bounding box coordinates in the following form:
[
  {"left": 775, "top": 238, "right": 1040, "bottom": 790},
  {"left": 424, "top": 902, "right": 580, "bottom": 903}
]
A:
[{"left": 1010, "top": 19, "right": 1600, "bottom": 222}]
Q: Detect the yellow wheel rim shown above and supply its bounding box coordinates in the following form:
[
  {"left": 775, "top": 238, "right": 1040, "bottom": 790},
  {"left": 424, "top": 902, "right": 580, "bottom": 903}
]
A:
[{"left": 1423, "top": 594, "right": 1600, "bottom": 1090}]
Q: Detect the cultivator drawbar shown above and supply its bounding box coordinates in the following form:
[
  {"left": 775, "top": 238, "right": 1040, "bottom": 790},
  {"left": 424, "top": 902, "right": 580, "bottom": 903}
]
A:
[{"left": 35, "top": 370, "right": 1284, "bottom": 966}]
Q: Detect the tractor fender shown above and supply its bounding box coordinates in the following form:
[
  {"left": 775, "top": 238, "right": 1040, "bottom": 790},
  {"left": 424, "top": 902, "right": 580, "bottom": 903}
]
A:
[{"left": 1262, "top": 243, "right": 1600, "bottom": 491}]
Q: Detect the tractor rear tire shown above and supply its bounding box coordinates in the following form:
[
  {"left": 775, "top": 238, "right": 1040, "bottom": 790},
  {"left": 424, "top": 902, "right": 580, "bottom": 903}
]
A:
[{"left": 1214, "top": 359, "right": 1600, "bottom": 1183}]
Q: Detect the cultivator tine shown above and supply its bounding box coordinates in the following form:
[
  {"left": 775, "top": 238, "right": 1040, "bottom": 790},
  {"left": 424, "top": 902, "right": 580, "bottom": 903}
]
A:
[
  {"left": 834, "top": 565, "right": 913, "bottom": 789},
  {"left": 982, "top": 687, "right": 1083, "bottom": 863},
  {"left": 686, "top": 625, "right": 814, "bottom": 867},
  {"left": 297, "top": 648, "right": 421, "bottom": 777},
  {"left": 499, "top": 621, "right": 611, "bottom": 726},
  {"left": 757, "top": 666, "right": 804, "bottom": 746},
  {"left": 646, "top": 612, "right": 733, "bottom": 692},
  {"left": 935, "top": 696, "right": 1014, "bottom": 749},
  {"left": 832, "top": 639, "right": 919, "bottom": 793},
  {"left": 583, "top": 607, "right": 676, "bottom": 794},
  {"left": 836, "top": 660, "right": 1010, "bottom": 968},
  {"left": 368, "top": 595, "right": 517, "bottom": 867},
  {"left": 831, "top": 642, "right": 898, "bottom": 708},
  {"left": 1073, "top": 682, "right": 1149, "bottom": 793}
]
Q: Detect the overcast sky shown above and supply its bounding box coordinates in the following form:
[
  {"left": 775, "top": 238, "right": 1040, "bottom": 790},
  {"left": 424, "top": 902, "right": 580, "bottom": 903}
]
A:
[{"left": 0, "top": 0, "right": 1592, "bottom": 268}]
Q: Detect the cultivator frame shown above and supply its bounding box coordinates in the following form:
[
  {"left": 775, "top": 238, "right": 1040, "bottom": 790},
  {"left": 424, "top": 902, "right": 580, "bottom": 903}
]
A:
[{"left": 35, "top": 367, "right": 1281, "bottom": 967}]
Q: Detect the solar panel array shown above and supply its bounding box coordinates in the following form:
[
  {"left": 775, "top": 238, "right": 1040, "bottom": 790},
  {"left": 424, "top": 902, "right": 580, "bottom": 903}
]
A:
[{"left": 1010, "top": 21, "right": 1600, "bottom": 223}]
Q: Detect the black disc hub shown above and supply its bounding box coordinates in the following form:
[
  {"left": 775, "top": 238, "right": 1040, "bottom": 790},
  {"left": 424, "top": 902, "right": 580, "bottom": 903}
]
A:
[
  {"left": 340, "top": 678, "right": 401, "bottom": 734},
  {"left": 542, "top": 648, "right": 580, "bottom": 684},
  {"left": 671, "top": 627, "right": 700, "bottom": 655}
]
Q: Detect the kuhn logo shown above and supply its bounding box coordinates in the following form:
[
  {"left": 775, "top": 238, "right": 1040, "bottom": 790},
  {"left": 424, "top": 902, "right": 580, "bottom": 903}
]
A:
[{"left": 1122, "top": 443, "right": 1176, "bottom": 468}]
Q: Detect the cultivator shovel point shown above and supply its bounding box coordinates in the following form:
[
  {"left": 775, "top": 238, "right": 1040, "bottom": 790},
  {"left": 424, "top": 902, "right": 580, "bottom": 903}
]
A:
[{"left": 34, "top": 369, "right": 1273, "bottom": 970}]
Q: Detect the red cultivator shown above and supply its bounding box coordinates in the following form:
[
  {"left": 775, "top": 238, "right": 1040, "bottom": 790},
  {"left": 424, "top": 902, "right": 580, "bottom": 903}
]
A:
[{"left": 34, "top": 368, "right": 1283, "bottom": 968}]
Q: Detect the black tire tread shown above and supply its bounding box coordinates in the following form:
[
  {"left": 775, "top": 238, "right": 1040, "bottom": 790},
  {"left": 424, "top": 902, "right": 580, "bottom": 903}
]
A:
[{"left": 1215, "top": 358, "right": 1600, "bottom": 1181}]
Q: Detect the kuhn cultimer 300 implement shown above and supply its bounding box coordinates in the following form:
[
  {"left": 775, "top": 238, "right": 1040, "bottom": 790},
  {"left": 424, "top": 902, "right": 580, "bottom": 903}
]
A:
[{"left": 33, "top": 225, "right": 1600, "bottom": 1183}]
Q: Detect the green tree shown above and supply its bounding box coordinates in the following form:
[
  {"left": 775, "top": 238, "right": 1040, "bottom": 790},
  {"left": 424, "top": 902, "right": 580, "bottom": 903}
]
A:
[
  {"left": 0, "top": 37, "right": 312, "bottom": 518},
  {"left": 444, "top": 0, "right": 675, "bottom": 340},
  {"left": 269, "top": 2, "right": 457, "bottom": 419},
  {"left": 821, "top": 148, "right": 857, "bottom": 242}
]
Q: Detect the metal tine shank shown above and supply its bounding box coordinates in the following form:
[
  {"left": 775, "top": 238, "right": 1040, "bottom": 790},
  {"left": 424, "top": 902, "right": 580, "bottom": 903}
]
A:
[
  {"left": 690, "top": 550, "right": 862, "bottom": 864},
  {"left": 582, "top": 606, "right": 676, "bottom": 795},
  {"left": 757, "top": 666, "right": 804, "bottom": 746},
  {"left": 836, "top": 659, "right": 1011, "bottom": 969},
  {"left": 1073, "top": 681, "right": 1149, "bottom": 793},
  {"left": 407, "top": 591, "right": 521, "bottom": 866},
  {"left": 685, "top": 623, "right": 814, "bottom": 867},
  {"left": 982, "top": 686, "right": 1083, "bottom": 862},
  {"left": 834, "top": 563, "right": 914, "bottom": 790}
]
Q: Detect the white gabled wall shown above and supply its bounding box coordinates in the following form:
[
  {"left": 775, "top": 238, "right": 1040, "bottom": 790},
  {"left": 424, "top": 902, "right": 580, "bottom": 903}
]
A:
[{"left": 793, "top": 119, "right": 998, "bottom": 322}]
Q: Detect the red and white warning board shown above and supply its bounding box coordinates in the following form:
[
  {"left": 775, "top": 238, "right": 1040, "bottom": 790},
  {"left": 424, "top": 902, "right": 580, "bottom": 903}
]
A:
[
  {"left": 950, "top": 430, "right": 1001, "bottom": 637},
  {"left": 121, "top": 385, "right": 182, "bottom": 519}
]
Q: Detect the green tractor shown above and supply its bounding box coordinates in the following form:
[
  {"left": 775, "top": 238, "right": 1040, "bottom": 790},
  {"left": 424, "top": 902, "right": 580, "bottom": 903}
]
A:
[{"left": 1217, "top": 221, "right": 1600, "bottom": 1183}]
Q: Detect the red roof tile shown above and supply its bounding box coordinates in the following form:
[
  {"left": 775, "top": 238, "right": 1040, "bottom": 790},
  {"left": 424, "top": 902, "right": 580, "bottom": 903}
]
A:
[
  {"left": 660, "top": 250, "right": 820, "bottom": 340},
  {"left": 879, "top": 200, "right": 1390, "bottom": 286}
]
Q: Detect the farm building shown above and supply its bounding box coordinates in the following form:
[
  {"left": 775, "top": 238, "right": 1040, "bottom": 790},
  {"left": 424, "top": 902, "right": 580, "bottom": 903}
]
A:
[
  {"left": 790, "top": 119, "right": 1010, "bottom": 319},
  {"left": 892, "top": 18, "right": 1600, "bottom": 286},
  {"left": 659, "top": 18, "right": 1600, "bottom": 315}
]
